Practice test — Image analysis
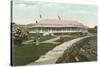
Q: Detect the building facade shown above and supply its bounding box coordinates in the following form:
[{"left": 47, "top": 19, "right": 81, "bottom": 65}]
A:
[{"left": 29, "top": 18, "right": 88, "bottom": 36}]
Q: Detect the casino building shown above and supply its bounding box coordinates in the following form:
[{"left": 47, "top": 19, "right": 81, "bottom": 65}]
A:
[{"left": 28, "top": 17, "right": 88, "bottom": 36}]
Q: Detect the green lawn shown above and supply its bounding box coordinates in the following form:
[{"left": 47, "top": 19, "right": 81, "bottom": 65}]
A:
[
  {"left": 28, "top": 33, "right": 56, "bottom": 42},
  {"left": 39, "top": 36, "right": 56, "bottom": 42},
  {"left": 13, "top": 43, "right": 59, "bottom": 66},
  {"left": 63, "top": 36, "right": 80, "bottom": 42},
  {"left": 55, "top": 35, "right": 80, "bottom": 42},
  {"left": 12, "top": 35, "right": 81, "bottom": 66}
]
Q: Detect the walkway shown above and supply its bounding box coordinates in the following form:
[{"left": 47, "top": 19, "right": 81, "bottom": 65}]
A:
[
  {"left": 41, "top": 35, "right": 74, "bottom": 44},
  {"left": 27, "top": 36, "right": 90, "bottom": 65},
  {"left": 22, "top": 40, "right": 34, "bottom": 44},
  {"left": 41, "top": 36, "right": 60, "bottom": 44},
  {"left": 23, "top": 35, "right": 75, "bottom": 44}
]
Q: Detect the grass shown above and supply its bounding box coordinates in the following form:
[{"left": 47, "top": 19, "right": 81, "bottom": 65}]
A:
[
  {"left": 63, "top": 35, "right": 80, "bottom": 42},
  {"left": 13, "top": 43, "right": 59, "bottom": 66},
  {"left": 12, "top": 34, "right": 81, "bottom": 66},
  {"left": 39, "top": 36, "right": 56, "bottom": 42},
  {"left": 55, "top": 35, "right": 80, "bottom": 42},
  {"left": 28, "top": 33, "right": 56, "bottom": 41}
]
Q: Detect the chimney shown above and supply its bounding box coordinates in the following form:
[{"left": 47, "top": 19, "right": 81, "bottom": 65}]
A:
[
  {"left": 58, "top": 16, "right": 61, "bottom": 20},
  {"left": 36, "top": 20, "right": 38, "bottom": 23},
  {"left": 40, "top": 14, "right": 42, "bottom": 18}
]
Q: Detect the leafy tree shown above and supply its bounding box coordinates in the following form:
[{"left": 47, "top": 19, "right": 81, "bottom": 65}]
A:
[{"left": 12, "top": 23, "right": 28, "bottom": 45}]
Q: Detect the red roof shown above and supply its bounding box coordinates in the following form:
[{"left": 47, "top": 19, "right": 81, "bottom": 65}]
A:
[{"left": 31, "top": 18, "right": 87, "bottom": 29}]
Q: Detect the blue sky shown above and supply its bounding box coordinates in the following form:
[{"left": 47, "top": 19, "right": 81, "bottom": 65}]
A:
[{"left": 13, "top": 0, "right": 98, "bottom": 27}]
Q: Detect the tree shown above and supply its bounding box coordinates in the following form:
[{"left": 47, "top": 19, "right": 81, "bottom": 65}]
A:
[{"left": 12, "top": 23, "right": 28, "bottom": 45}]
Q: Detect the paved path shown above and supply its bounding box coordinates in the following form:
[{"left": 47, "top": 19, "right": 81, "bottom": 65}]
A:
[
  {"left": 23, "top": 36, "right": 58, "bottom": 44},
  {"left": 23, "top": 35, "right": 75, "bottom": 44},
  {"left": 27, "top": 36, "right": 90, "bottom": 65},
  {"left": 22, "top": 40, "right": 34, "bottom": 44},
  {"left": 41, "top": 35, "right": 74, "bottom": 44},
  {"left": 23, "top": 35, "right": 71, "bottom": 44},
  {"left": 42, "top": 37, "right": 60, "bottom": 43},
  {"left": 41, "top": 36, "right": 60, "bottom": 44}
]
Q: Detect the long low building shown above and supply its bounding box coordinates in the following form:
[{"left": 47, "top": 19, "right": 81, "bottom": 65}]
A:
[{"left": 28, "top": 18, "right": 88, "bottom": 36}]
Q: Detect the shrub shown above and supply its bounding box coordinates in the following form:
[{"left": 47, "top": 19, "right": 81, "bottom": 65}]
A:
[{"left": 12, "top": 24, "right": 28, "bottom": 45}]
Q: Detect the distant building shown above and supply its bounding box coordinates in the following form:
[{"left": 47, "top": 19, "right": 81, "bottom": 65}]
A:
[{"left": 29, "top": 18, "right": 88, "bottom": 36}]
